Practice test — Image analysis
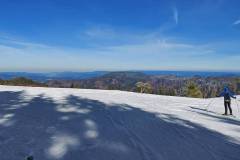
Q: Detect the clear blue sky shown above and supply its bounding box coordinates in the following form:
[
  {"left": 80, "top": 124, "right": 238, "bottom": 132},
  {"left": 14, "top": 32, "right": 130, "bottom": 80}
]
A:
[{"left": 0, "top": 0, "right": 240, "bottom": 72}]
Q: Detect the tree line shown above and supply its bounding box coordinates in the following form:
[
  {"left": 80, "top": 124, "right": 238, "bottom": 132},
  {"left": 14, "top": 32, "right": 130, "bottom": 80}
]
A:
[
  {"left": 0, "top": 77, "right": 46, "bottom": 87},
  {"left": 1, "top": 72, "right": 240, "bottom": 98},
  {"left": 135, "top": 77, "right": 240, "bottom": 98}
]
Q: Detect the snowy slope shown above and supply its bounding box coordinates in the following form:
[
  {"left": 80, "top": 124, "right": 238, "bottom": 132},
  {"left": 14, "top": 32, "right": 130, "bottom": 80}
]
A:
[{"left": 0, "top": 85, "right": 240, "bottom": 160}]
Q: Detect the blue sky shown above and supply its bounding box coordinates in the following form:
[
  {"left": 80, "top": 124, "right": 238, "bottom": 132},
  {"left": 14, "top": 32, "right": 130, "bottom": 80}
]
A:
[{"left": 0, "top": 0, "right": 240, "bottom": 72}]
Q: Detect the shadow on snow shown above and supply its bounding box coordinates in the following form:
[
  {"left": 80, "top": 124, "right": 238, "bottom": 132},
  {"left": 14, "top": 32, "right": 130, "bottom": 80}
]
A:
[
  {"left": 0, "top": 91, "right": 239, "bottom": 160},
  {"left": 189, "top": 106, "right": 240, "bottom": 126}
]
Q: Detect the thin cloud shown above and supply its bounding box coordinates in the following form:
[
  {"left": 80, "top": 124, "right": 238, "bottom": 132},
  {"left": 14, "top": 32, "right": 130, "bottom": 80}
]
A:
[
  {"left": 0, "top": 34, "right": 216, "bottom": 71},
  {"left": 6, "top": 30, "right": 240, "bottom": 72},
  {"left": 172, "top": 6, "right": 179, "bottom": 25},
  {"left": 233, "top": 19, "right": 240, "bottom": 25}
]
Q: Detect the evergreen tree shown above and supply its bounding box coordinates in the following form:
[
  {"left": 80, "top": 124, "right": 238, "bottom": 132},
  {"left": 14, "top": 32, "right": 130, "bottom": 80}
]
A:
[
  {"left": 185, "top": 82, "right": 203, "bottom": 98},
  {"left": 235, "top": 78, "right": 240, "bottom": 94},
  {"left": 158, "top": 86, "right": 165, "bottom": 95},
  {"left": 136, "top": 82, "right": 152, "bottom": 93},
  {"left": 168, "top": 88, "right": 177, "bottom": 96},
  {"left": 144, "top": 82, "right": 152, "bottom": 94},
  {"left": 136, "top": 82, "right": 145, "bottom": 93}
]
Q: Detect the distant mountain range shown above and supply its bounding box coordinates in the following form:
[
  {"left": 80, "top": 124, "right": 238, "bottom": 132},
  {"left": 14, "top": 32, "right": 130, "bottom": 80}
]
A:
[
  {"left": 0, "top": 71, "right": 240, "bottom": 82},
  {"left": 142, "top": 71, "right": 240, "bottom": 77},
  {"left": 0, "top": 71, "right": 107, "bottom": 82}
]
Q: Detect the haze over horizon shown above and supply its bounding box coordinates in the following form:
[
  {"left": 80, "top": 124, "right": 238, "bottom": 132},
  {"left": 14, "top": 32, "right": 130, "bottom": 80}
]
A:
[{"left": 0, "top": 0, "right": 240, "bottom": 72}]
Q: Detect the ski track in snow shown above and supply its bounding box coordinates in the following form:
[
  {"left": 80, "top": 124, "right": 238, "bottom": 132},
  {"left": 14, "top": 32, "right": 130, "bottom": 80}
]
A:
[{"left": 0, "top": 85, "right": 240, "bottom": 160}]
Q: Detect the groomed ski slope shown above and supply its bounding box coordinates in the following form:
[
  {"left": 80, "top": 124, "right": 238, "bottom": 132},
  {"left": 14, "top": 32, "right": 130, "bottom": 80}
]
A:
[{"left": 0, "top": 85, "right": 240, "bottom": 160}]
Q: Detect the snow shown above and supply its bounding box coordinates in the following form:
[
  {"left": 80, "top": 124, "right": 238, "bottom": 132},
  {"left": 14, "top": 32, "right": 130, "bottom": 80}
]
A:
[{"left": 0, "top": 85, "right": 240, "bottom": 160}]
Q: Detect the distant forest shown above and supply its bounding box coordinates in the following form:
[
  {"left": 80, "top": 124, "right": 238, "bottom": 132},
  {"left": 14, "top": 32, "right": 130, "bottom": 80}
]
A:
[
  {"left": 0, "top": 77, "right": 46, "bottom": 87},
  {"left": 1, "top": 72, "right": 240, "bottom": 98}
]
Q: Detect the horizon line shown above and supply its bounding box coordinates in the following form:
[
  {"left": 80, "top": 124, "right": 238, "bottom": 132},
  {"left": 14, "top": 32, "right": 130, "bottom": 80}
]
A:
[{"left": 0, "top": 69, "right": 240, "bottom": 73}]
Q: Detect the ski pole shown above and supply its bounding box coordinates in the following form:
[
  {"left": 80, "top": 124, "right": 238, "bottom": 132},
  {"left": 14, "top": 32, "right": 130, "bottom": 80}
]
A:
[
  {"left": 206, "top": 98, "right": 216, "bottom": 111},
  {"left": 235, "top": 99, "right": 240, "bottom": 117}
]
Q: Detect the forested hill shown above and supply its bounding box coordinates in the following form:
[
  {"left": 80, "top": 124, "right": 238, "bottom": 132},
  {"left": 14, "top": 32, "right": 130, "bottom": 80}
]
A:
[
  {"left": 0, "top": 77, "right": 46, "bottom": 87},
  {"left": 1, "top": 72, "right": 239, "bottom": 98},
  {"left": 46, "top": 72, "right": 240, "bottom": 98}
]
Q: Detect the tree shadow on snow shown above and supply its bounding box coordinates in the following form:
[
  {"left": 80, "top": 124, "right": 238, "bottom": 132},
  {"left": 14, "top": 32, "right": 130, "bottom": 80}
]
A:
[
  {"left": 0, "top": 90, "right": 239, "bottom": 160},
  {"left": 188, "top": 106, "right": 240, "bottom": 126}
]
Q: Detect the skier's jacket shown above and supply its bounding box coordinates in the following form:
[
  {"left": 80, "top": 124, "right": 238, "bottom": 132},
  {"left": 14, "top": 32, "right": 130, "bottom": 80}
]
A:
[{"left": 219, "top": 87, "right": 236, "bottom": 102}]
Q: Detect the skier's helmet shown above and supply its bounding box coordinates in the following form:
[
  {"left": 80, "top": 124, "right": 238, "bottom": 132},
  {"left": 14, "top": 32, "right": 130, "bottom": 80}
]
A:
[{"left": 224, "top": 86, "right": 229, "bottom": 93}]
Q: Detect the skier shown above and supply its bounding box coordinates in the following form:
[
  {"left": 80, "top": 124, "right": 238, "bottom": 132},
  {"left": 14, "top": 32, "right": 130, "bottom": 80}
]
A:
[{"left": 219, "top": 87, "right": 236, "bottom": 115}]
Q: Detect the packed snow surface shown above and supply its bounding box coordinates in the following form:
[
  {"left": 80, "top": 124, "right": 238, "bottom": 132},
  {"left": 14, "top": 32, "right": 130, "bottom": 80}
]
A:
[{"left": 0, "top": 85, "right": 240, "bottom": 160}]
